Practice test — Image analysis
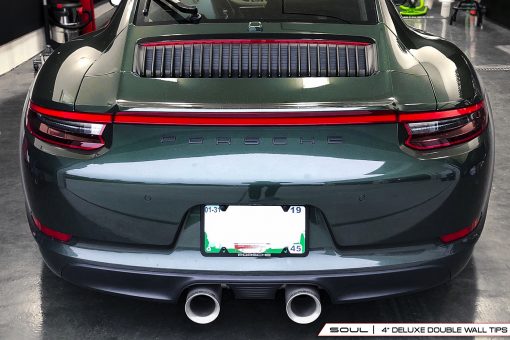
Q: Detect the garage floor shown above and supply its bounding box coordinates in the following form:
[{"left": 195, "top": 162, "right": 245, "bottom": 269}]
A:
[{"left": 1, "top": 2, "right": 510, "bottom": 339}]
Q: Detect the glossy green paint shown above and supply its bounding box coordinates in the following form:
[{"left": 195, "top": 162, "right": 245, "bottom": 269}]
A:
[
  {"left": 380, "top": 0, "right": 484, "bottom": 109},
  {"left": 37, "top": 203, "right": 474, "bottom": 273},
  {"left": 21, "top": 0, "right": 494, "bottom": 286},
  {"left": 22, "top": 117, "right": 494, "bottom": 247},
  {"left": 30, "top": 0, "right": 483, "bottom": 113}
]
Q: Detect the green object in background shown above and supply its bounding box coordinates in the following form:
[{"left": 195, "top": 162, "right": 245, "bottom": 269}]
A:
[{"left": 400, "top": 0, "right": 429, "bottom": 16}]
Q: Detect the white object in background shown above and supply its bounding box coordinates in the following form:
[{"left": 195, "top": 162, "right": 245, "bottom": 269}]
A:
[
  {"left": 425, "top": 0, "right": 434, "bottom": 9},
  {"left": 0, "top": 1, "right": 113, "bottom": 76},
  {"left": 95, "top": 1, "right": 114, "bottom": 17},
  {"left": 0, "top": 28, "right": 45, "bottom": 76},
  {"left": 440, "top": 0, "right": 454, "bottom": 18}
]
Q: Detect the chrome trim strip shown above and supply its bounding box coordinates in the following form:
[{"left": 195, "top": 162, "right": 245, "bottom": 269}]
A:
[{"left": 116, "top": 100, "right": 395, "bottom": 113}]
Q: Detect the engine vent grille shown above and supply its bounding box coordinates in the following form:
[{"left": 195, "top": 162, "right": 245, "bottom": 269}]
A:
[{"left": 134, "top": 39, "right": 377, "bottom": 78}]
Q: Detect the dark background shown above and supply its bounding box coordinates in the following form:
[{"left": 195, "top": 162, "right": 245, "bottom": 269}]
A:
[
  {"left": 486, "top": 0, "right": 510, "bottom": 29},
  {"left": 0, "top": 0, "right": 509, "bottom": 46},
  {"left": 0, "top": 0, "right": 105, "bottom": 46},
  {"left": 0, "top": 0, "right": 44, "bottom": 45}
]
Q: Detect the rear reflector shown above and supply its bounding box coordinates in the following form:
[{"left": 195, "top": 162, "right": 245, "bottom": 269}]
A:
[
  {"left": 440, "top": 218, "right": 480, "bottom": 243},
  {"left": 401, "top": 101, "right": 487, "bottom": 150},
  {"left": 31, "top": 214, "right": 72, "bottom": 242},
  {"left": 27, "top": 102, "right": 107, "bottom": 150}
]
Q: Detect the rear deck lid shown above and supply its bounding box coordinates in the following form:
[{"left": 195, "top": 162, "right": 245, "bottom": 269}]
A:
[{"left": 76, "top": 22, "right": 438, "bottom": 113}]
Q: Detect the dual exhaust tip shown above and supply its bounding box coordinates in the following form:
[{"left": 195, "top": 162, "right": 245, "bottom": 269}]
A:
[
  {"left": 184, "top": 285, "right": 222, "bottom": 324},
  {"left": 184, "top": 285, "right": 321, "bottom": 325},
  {"left": 284, "top": 286, "right": 322, "bottom": 325}
]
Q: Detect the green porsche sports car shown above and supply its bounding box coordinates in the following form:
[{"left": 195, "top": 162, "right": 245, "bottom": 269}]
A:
[{"left": 21, "top": 0, "right": 493, "bottom": 324}]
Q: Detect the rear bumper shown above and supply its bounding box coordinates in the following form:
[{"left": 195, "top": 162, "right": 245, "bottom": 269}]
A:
[
  {"left": 22, "top": 107, "right": 493, "bottom": 303},
  {"left": 35, "top": 221, "right": 481, "bottom": 303},
  {"left": 53, "top": 250, "right": 472, "bottom": 303}
]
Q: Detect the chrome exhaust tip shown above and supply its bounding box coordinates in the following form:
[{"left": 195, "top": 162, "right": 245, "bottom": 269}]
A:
[
  {"left": 285, "top": 286, "right": 322, "bottom": 324},
  {"left": 184, "top": 285, "right": 222, "bottom": 324}
]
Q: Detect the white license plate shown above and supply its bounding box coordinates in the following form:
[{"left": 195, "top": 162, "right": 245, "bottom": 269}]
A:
[{"left": 202, "top": 205, "right": 307, "bottom": 257}]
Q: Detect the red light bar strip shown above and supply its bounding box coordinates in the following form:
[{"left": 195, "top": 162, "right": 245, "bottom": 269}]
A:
[
  {"left": 32, "top": 214, "right": 72, "bottom": 242},
  {"left": 440, "top": 217, "right": 480, "bottom": 244},
  {"left": 30, "top": 102, "right": 112, "bottom": 123},
  {"left": 114, "top": 112, "right": 397, "bottom": 126},
  {"left": 399, "top": 101, "right": 484, "bottom": 123},
  {"left": 140, "top": 39, "right": 371, "bottom": 47},
  {"left": 29, "top": 101, "right": 485, "bottom": 126}
]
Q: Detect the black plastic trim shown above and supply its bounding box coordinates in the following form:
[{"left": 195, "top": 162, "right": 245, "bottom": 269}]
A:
[{"left": 37, "top": 244, "right": 475, "bottom": 304}]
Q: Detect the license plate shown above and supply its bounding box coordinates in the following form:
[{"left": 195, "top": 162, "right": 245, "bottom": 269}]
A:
[{"left": 202, "top": 205, "right": 307, "bottom": 257}]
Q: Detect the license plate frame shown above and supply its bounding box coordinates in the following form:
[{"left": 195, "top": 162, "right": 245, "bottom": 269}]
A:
[{"left": 201, "top": 205, "right": 308, "bottom": 257}]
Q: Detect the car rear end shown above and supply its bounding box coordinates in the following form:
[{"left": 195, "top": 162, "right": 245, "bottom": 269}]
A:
[{"left": 21, "top": 0, "right": 494, "bottom": 324}]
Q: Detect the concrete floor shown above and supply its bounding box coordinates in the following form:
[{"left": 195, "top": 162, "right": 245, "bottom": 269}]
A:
[{"left": 1, "top": 2, "right": 510, "bottom": 339}]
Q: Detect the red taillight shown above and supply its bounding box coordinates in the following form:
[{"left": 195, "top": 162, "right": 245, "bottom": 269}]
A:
[
  {"left": 26, "top": 102, "right": 109, "bottom": 151},
  {"left": 400, "top": 101, "right": 487, "bottom": 150},
  {"left": 31, "top": 214, "right": 72, "bottom": 242},
  {"left": 440, "top": 218, "right": 480, "bottom": 244}
]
